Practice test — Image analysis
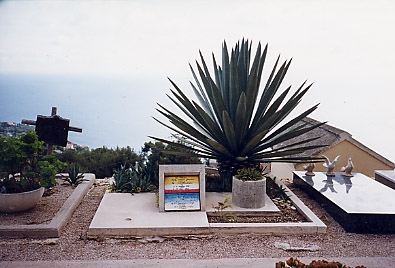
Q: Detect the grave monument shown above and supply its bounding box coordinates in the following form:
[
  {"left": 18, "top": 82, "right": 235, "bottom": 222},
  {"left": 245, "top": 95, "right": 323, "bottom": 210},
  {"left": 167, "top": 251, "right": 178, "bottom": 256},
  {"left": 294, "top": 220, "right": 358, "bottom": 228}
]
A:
[{"left": 294, "top": 170, "right": 395, "bottom": 233}]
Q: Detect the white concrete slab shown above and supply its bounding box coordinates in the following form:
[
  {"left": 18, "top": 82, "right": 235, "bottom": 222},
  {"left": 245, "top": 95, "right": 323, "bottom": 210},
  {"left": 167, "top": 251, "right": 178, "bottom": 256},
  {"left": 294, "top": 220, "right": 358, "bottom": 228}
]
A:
[
  {"left": 89, "top": 192, "right": 208, "bottom": 229},
  {"left": 88, "top": 181, "right": 327, "bottom": 238}
]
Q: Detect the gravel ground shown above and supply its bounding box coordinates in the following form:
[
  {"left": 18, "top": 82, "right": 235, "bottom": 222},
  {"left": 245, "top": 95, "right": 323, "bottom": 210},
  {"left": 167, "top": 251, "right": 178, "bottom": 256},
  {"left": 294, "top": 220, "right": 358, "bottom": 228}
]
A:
[{"left": 1, "top": 179, "right": 394, "bottom": 261}]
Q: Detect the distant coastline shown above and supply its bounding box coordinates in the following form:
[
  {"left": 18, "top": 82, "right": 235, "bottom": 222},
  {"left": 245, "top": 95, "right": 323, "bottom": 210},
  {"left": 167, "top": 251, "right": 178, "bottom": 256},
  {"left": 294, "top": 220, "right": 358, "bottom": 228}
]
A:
[
  {"left": 0, "top": 74, "right": 169, "bottom": 152},
  {"left": 0, "top": 121, "right": 34, "bottom": 138},
  {"left": 0, "top": 121, "right": 89, "bottom": 151}
]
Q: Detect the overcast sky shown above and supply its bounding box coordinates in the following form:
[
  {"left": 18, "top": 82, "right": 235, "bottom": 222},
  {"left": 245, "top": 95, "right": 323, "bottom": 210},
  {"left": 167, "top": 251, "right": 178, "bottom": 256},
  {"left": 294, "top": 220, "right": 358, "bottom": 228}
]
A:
[{"left": 1, "top": 0, "right": 395, "bottom": 162}]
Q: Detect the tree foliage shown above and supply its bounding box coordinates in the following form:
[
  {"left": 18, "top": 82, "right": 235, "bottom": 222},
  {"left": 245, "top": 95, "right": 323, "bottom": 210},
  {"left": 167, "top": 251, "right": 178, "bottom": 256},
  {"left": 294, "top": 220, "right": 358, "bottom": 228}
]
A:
[
  {"left": 56, "top": 146, "right": 139, "bottom": 178},
  {"left": 0, "top": 131, "right": 65, "bottom": 192},
  {"left": 55, "top": 140, "right": 200, "bottom": 187},
  {"left": 140, "top": 139, "right": 201, "bottom": 187}
]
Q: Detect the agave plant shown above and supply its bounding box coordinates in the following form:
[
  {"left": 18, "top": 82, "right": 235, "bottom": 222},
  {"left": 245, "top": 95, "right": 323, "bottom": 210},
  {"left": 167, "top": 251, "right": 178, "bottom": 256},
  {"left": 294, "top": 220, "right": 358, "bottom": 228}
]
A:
[
  {"left": 61, "top": 162, "right": 85, "bottom": 187},
  {"left": 150, "top": 39, "right": 325, "bottom": 190}
]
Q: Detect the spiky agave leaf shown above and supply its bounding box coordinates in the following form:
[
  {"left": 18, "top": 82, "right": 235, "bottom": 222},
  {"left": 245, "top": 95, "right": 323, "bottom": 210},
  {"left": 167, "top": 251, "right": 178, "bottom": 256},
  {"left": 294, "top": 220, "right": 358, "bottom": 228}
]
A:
[{"left": 151, "top": 39, "right": 325, "bottom": 187}]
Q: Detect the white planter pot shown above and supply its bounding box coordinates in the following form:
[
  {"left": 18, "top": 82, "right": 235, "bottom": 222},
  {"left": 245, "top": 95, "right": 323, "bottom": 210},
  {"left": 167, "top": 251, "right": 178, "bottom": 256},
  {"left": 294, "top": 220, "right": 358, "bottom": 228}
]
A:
[
  {"left": 0, "top": 187, "right": 45, "bottom": 213},
  {"left": 232, "top": 176, "right": 266, "bottom": 208}
]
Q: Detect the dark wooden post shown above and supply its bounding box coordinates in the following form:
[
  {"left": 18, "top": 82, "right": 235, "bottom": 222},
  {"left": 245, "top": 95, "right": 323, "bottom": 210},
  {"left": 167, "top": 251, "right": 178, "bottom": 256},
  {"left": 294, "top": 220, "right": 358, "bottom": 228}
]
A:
[{"left": 47, "top": 107, "right": 57, "bottom": 154}]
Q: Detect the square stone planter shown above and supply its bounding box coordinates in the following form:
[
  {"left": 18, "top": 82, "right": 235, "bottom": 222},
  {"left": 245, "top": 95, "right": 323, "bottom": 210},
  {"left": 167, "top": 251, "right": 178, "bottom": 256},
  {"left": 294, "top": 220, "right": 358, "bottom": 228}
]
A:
[{"left": 231, "top": 176, "right": 266, "bottom": 208}]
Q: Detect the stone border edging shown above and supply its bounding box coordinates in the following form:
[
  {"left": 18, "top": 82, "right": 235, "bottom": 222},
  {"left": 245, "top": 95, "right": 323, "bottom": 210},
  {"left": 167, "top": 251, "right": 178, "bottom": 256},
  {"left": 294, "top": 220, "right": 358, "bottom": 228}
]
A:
[
  {"left": 207, "top": 178, "right": 327, "bottom": 235},
  {"left": 0, "top": 173, "right": 95, "bottom": 238}
]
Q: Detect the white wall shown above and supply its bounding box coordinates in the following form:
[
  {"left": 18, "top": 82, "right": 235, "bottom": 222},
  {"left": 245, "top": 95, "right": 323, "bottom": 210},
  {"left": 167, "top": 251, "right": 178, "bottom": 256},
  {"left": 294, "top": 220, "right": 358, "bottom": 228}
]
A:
[{"left": 269, "top": 163, "right": 295, "bottom": 181}]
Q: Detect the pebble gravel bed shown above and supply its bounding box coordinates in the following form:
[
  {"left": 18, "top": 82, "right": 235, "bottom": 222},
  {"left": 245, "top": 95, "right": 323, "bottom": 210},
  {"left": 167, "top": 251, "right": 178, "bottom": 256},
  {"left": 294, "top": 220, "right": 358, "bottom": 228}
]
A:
[{"left": 1, "top": 179, "right": 394, "bottom": 261}]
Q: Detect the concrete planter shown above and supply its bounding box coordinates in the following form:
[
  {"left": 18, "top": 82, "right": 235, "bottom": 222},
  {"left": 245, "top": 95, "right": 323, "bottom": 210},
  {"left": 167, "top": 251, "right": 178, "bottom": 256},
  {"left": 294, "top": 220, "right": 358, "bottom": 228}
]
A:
[
  {"left": 0, "top": 187, "right": 45, "bottom": 213},
  {"left": 232, "top": 176, "right": 266, "bottom": 208}
]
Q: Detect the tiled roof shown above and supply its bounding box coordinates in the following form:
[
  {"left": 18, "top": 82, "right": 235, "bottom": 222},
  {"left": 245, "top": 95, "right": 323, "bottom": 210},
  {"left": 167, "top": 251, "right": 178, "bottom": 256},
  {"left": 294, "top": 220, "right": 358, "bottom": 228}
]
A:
[
  {"left": 274, "top": 117, "right": 349, "bottom": 158},
  {"left": 274, "top": 117, "right": 395, "bottom": 167}
]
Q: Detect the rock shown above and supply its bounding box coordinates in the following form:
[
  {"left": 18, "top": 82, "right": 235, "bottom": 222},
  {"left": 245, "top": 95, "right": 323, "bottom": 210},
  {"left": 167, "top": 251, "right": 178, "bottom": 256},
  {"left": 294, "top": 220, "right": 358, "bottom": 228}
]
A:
[
  {"left": 95, "top": 178, "right": 112, "bottom": 186},
  {"left": 274, "top": 241, "right": 320, "bottom": 251},
  {"left": 30, "top": 238, "right": 59, "bottom": 245},
  {"left": 138, "top": 236, "right": 165, "bottom": 243}
]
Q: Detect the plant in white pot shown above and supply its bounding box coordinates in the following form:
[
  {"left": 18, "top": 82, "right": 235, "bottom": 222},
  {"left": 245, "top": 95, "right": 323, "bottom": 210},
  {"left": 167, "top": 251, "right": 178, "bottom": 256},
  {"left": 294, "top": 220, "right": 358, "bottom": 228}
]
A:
[
  {"left": 232, "top": 167, "right": 266, "bottom": 208},
  {"left": 0, "top": 131, "right": 64, "bottom": 213}
]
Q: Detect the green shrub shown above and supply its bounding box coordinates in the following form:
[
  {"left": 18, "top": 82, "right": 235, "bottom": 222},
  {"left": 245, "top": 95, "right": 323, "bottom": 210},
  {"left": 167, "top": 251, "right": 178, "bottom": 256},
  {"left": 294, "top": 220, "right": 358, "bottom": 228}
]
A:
[
  {"left": 111, "top": 164, "right": 132, "bottom": 192},
  {"left": 61, "top": 162, "right": 86, "bottom": 187},
  {"left": 38, "top": 155, "right": 67, "bottom": 188},
  {"left": 235, "top": 167, "right": 263, "bottom": 181},
  {"left": 0, "top": 131, "right": 64, "bottom": 192},
  {"left": 110, "top": 163, "right": 156, "bottom": 194}
]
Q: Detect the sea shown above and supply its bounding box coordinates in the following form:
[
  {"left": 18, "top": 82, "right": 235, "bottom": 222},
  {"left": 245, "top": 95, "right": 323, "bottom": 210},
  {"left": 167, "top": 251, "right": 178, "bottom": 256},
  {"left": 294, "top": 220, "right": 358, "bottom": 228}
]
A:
[
  {"left": 0, "top": 73, "right": 173, "bottom": 152},
  {"left": 2, "top": 73, "right": 395, "bottom": 163}
]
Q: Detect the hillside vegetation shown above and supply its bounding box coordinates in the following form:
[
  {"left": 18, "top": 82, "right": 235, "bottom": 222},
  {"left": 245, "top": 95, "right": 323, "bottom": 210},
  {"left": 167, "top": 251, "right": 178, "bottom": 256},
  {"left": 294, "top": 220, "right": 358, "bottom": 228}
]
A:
[{"left": 0, "top": 122, "right": 34, "bottom": 138}]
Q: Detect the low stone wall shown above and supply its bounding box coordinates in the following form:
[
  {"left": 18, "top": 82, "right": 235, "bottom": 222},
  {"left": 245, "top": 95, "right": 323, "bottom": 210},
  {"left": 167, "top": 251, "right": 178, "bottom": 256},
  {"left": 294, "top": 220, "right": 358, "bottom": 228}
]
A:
[{"left": 0, "top": 173, "right": 95, "bottom": 238}]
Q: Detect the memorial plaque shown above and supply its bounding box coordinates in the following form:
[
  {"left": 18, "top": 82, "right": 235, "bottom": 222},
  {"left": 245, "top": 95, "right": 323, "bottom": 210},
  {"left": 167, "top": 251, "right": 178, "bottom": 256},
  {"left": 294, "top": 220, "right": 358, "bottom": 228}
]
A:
[
  {"left": 164, "top": 175, "right": 200, "bottom": 211},
  {"left": 158, "top": 164, "right": 206, "bottom": 212},
  {"left": 164, "top": 193, "right": 200, "bottom": 211},
  {"left": 164, "top": 176, "right": 199, "bottom": 193}
]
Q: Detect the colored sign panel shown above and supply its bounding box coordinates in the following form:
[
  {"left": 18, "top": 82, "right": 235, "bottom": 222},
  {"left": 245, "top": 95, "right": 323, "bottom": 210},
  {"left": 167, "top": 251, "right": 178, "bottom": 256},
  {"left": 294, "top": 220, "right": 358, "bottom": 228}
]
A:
[
  {"left": 164, "top": 175, "right": 200, "bottom": 211},
  {"left": 164, "top": 175, "right": 199, "bottom": 194},
  {"left": 164, "top": 193, "right": 200, "bottom": 211}
]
